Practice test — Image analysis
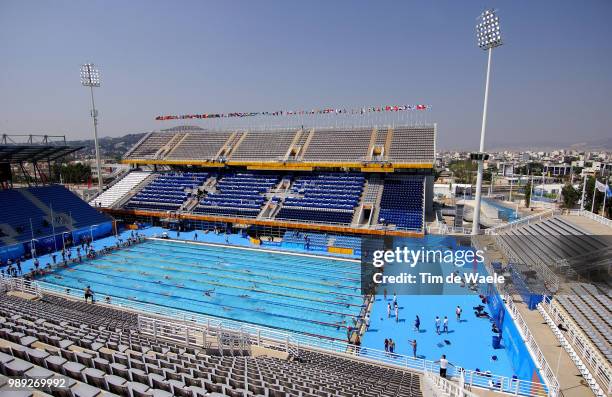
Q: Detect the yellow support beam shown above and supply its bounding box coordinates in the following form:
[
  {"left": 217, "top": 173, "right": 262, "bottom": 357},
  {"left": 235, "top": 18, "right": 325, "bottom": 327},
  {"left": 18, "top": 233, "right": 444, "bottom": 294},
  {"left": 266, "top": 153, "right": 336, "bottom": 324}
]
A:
[{"left": 102, "top": 208, "right": 424, "bottom": 238}]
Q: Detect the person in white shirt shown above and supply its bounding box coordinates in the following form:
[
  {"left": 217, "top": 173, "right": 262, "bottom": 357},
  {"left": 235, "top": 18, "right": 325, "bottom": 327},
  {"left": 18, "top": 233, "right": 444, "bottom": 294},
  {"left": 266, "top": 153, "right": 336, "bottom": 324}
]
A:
[
  {"left": 456, "top": 305, "right": 462, "bottom": 321},
  {"left": 435, "top": 316, "right": 441, "bottom": 334},
  {"left": 435, "top": 354, "right": 455, "bottom": 378},
  {"left": 443, "top": 316, "right": 449, "bottom": 333}
]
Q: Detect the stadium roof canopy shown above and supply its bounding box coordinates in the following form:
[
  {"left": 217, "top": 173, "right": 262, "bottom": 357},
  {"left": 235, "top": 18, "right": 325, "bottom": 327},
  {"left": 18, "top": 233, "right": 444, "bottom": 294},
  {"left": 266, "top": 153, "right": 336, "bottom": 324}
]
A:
[{"left": 0, "top": 134, "right": 83, "bottom": 163}]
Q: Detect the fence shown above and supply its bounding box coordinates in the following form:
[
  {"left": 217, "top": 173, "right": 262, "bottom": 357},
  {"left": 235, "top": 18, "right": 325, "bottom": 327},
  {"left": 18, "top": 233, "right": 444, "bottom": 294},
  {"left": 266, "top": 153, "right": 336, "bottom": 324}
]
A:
[
  {"left": 423, "top": 369, "right": 480, "bottom": 397},
  {"left": 0, "top": 275, "right": 42, "bottom": 298},
  {"left": 539, "top": 296, "right": 610, "bottom": 396},
  {"left": 137, "top": 315, "right": 299, "bottom": 357},
  {"left": 35, "top": 279, "right": 554, "bottom": 397},
  {"left": 485, "top": 210, "right": 556, "bottom": 235},
  {"left": 568, "top": 209, "right": 612, "bottom": 229},
  {"left": 503, "top": 294, "right": 560, "bottom": 396}
]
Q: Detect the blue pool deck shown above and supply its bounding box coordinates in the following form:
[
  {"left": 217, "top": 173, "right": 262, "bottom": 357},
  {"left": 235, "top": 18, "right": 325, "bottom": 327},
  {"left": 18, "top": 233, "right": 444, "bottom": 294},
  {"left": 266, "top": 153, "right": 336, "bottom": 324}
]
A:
[{"left": 361, "top": 294, "right": 517, "bottom": 379}]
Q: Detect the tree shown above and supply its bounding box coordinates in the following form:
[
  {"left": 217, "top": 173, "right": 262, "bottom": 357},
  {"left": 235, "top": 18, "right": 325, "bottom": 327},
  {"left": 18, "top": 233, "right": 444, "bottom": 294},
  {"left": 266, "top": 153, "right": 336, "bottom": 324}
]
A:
[
  {"left": 524, "top": 180, "right": 532, "bottom": 208},
  {"left": 561, "top": 183, "right": 579, "bottom": 209},
  {"left": 52, "top": 163, "right": 92, "bottom": 184},
  {"left": 448, "top": 160, "right": 478, "bottom": 184}
]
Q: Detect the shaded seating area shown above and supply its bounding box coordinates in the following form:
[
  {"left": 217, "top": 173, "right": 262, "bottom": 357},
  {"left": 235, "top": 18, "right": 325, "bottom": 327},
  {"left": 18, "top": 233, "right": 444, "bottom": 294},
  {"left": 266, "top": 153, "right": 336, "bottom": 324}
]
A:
[
  {"left": 194, "top": 173, "right": 279, "bottom": 217},
  {"left": 28, "top": 186, "right": 110, "bottom": 229},
  {"left": 1, "top": 185, "right": 112, "bottom": 253},
  {"left": 126, "top": 173, "right": 209, "bottom": 211},
  {"left": 378, "top": 177, "right": 424, "bottom": 230},
  {"left": 276, "top": 174, "right": 365, "bottom": 225}
]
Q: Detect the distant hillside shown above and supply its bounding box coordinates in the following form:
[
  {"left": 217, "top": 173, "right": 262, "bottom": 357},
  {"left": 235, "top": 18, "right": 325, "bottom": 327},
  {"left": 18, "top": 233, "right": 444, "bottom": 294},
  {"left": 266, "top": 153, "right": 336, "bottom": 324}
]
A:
[{"left": 68, "top": 133, "right": 146, "bottom": 161}]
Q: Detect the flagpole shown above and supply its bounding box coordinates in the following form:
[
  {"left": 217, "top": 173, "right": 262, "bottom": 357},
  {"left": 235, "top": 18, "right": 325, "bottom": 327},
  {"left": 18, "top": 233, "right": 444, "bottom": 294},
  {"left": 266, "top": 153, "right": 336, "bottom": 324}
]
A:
[
  {"left": 603, "top": 176, "right": 609, "bottom": 217},
  {"left": 591, "top": 177, "right": 597, "bottom": 213},
  {"left": 580, "top": 174, "right": 587, "bottom": 211}
]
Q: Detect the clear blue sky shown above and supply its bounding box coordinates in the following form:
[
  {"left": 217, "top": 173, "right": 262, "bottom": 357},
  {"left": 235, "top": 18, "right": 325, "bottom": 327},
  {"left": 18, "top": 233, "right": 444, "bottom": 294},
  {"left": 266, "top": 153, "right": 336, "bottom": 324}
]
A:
[{"left": 0, "top": 0, "right": 610, "bottom": 149}]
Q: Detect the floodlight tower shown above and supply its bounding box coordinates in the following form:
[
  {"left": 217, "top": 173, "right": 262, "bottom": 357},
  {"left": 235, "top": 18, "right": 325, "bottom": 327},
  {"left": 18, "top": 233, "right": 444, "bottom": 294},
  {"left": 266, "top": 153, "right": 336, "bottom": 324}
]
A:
[
  {"left": 80, "top": 63, "right": 103, "bottom": 191},
  {"left": 472, "top": 9, "right": 502, "bottom": 235}
]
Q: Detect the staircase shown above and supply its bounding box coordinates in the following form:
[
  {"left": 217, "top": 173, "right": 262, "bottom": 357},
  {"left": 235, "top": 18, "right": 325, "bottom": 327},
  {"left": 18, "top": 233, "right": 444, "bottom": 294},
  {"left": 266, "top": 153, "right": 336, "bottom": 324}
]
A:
[
  {"left": 258, "top": 178, "right": 291, "bottom": 219},
  {"left": 155, "top": 132, "right": 186, "bottom": 159}
]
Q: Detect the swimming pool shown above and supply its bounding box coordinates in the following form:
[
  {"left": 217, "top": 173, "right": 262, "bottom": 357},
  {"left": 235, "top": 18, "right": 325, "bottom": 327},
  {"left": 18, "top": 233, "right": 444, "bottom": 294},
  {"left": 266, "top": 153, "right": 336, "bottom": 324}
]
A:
[
  {"left": 484, "top": 198, "right": 519, "bottom": 221},
  {"left": 39, "top": 239, "right": 364, "bottom": 340}
]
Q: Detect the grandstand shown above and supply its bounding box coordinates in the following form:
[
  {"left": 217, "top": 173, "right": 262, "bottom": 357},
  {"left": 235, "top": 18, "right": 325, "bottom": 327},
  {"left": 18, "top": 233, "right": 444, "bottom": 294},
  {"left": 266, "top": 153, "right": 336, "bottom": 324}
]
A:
[
  {"left": 0, "top": 291, "right": 422, "bottom": 397},
  {"left": 99, "top": 125, "right": 435, "bottom": 237},
  {"left": 0, "top": 136, "right": 114, "bottom": 262},
  {"left": 122, "top": 125, "right": 436, "bottom": 167},
  {"left": 483, "top": 212, "right": 612, "bottom": 397}
]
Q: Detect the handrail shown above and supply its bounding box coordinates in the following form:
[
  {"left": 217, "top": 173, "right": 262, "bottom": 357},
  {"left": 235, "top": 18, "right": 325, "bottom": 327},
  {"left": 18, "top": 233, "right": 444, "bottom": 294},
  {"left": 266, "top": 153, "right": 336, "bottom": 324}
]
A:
[
  {"left": 539, "top": 296, "right": 611, "bottom": 396},
  {"left": 34, "top": 280, "right": 553, "bottom": 396},
  {"left": 485, "top": 210, "right": 556, "bottom": 235},
  {"left": 570, "top": 210, "right": 612, "bottom": 229},
  {"left": 423, "top": 369, "right": 480, "bottom": 397},
  {"left": 504, "top": 294, "right": 560, "bottom": 396},
  {"left": 137, "top": 315, "right": 299, "bottom": 357},
  {"left": 0, "top": 276, "right": 42, "bottom": 298}
]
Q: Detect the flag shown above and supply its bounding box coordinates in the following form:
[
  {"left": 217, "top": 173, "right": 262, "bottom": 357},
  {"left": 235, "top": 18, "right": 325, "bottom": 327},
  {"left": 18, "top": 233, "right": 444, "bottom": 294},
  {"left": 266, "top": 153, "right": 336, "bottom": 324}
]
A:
[
  {"left": 607, "top": 186, "right": 612, "bottom": 198},
  {"left": 595, "top": 180, "right": 607, "bottom": 193}
]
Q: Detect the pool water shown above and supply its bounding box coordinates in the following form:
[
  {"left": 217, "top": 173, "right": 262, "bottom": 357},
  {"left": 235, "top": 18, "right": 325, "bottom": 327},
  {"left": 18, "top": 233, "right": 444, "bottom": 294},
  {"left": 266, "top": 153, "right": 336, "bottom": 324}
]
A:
[
  {"left": 484, "top": 198, "right": 519, "bottom": 222},
  {"left": 39, "top": 239, "right": 364, "bottom": 340}
]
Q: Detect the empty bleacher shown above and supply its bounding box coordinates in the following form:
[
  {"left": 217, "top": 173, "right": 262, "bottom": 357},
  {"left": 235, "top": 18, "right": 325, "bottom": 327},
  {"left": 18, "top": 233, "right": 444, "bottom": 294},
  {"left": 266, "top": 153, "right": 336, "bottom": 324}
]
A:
[
  {"left": 554, "top": 284, "right": 612, "bottom": 362},
  {"left": 27, "top": 186, "right": 110, "bottom": 230},
  {"left": 378, "top": 177, "right": 424, "bottom": 230},
  {"left": 122, "top": 125, "right": 436, "bottom": 166},
  {"left": 126, "top": 173, "right": 209, "bottom": 212},
  {"left": 124, "top": 132, "right": 176, "bottom": 160},
  {"left": 229, "top": 130, "right": 298, "bottom": 161},
  {"left": 276, "top": 174, "right": 365, "bottom": 225},
  {"left": 89, "top": 171, "right": 151, "bottom": 208},
  {"left": 495, "top": 216, "right": 610, "bottom": 276},
  {"left": 0, "top": 292, "right": 422, "bottom": 397},
  {"left": 301, "top": 129, "right": 373, "bottom": 161},
  {"left": 0, "top": 190, "right": 50, "bottom": 246},
  {"left": 167, "top": 132, "right": 233, "bottom": 161},
  {"left": 387, "top": 127, "right": 435, "bottom": 163},
  {"left": 194, "top": 173, "right": 279, "bottom": 217}
]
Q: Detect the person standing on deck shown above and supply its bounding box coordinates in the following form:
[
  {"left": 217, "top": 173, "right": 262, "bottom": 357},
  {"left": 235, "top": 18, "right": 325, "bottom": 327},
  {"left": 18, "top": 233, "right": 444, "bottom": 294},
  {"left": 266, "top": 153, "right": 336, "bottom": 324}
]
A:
[
  {"left": 84, "top": 286, "right": 94, "bottom": 303},
  {"left": 408, "top": 339, "right": 417, "bottom": 358},
  {"left": 435, "top": 316, "right": 441, "bottom": 334}
]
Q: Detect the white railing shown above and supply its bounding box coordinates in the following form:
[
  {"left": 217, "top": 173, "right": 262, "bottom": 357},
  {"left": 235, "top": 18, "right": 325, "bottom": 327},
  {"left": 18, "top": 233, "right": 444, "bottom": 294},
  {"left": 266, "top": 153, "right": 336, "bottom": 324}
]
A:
[
  {"left": 570, "top": 210, "right": 612, "bottom": 229},
  {"left": 137, "top": 315, "right": 299, "bottom": 357},
  {"left": 35, "top": 280, "right": 553, "bottom": 397},
  {"left": 423, "top": 369, "right": 480, "bottom": 397},
  {"left": 0, "top": 275, "right": 42, "bottom": 298},
  {"left": 485, "top": 210, "right": 556, "bottom": 235},
  {"left": 503, "top": 295, "right": 560, "bottom": 396},
  {"left": 539, "top": 297, "right": 611, "bottom": 396}
]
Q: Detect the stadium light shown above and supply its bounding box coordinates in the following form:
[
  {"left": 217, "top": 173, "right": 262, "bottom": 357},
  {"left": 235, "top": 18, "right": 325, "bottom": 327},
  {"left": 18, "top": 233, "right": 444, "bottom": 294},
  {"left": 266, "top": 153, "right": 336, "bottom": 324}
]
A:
[
  {"left": 80, "top": 63, "right": 103, "bottom": 191},
  {"left": 472, "top": 9, "right": 503, "bottom": 235}
]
